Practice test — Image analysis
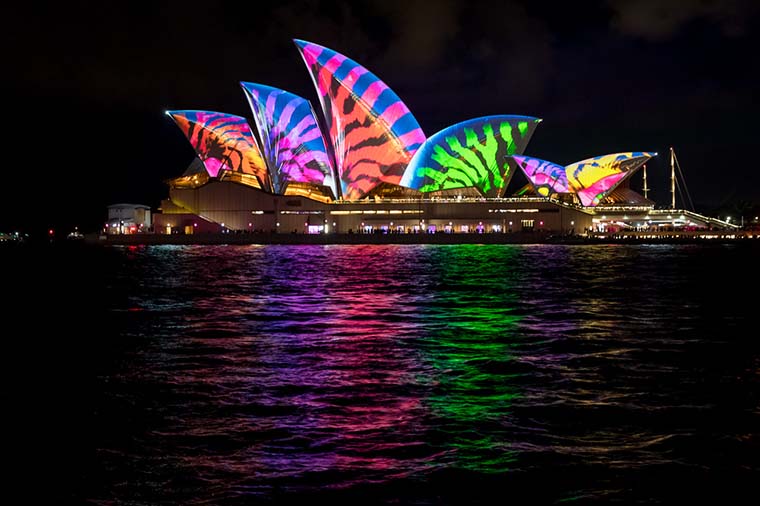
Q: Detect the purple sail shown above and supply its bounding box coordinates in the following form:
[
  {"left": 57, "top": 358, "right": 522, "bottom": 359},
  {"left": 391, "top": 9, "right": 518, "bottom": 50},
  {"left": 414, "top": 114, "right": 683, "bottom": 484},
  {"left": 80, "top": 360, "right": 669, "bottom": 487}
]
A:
[{"left": 241, "top": 82, "right": 337, "bottom": 198}]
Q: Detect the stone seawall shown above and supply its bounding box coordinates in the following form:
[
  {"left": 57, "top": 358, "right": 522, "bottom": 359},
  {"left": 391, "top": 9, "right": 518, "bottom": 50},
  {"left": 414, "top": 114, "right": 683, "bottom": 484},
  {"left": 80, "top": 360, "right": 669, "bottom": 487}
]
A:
[{"left": 88, "top": 231, "right": 758, "bottom": 246}]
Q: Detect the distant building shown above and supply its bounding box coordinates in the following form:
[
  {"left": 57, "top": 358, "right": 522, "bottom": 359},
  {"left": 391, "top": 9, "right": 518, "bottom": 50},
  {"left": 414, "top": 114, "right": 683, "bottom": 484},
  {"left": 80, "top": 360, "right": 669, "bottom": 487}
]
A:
[{"left": 106, "top": 204, "right": 151, "bottom": 234}]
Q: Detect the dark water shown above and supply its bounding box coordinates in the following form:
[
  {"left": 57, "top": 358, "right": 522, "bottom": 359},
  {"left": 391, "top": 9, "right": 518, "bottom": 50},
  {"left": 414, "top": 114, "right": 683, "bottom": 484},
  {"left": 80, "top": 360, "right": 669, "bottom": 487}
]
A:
[{"left": 3, "top": 243, "right": 759, "bottom": 504}]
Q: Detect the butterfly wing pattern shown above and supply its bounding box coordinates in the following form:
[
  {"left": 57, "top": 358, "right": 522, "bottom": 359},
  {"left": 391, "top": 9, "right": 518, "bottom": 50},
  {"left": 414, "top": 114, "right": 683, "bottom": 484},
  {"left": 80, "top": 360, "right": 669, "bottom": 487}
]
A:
[
  {"left": 400, "top": 116, "right": 541, "bottom": 197},
  {"left": 508, "top": 155, "right": 570, "bottom": 197},
  {"left": 566, "top": 152, "right": 655, "bottom": 206},
  {"left": 512, "top": 152, "right": 656, "bottom": 206},
  {"left": 294, "top": 39, "right": 426, "bottom": 200}
]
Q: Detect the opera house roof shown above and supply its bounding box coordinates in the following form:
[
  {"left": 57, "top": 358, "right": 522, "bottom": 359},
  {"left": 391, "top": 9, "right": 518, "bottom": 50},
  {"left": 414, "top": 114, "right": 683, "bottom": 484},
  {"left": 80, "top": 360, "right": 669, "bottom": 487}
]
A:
[{"left": 166, "top": 40, "right": 655, "bottom": 207}]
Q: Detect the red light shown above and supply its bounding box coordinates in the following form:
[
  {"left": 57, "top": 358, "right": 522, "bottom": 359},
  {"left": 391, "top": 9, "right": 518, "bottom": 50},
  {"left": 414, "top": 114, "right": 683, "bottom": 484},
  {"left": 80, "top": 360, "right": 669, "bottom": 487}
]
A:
[
  {"left": 539, "top": 221, "right": 544, "bottom": 226},
  {"left": 48, "top": 229, "right": 54, "bottom": 236}
]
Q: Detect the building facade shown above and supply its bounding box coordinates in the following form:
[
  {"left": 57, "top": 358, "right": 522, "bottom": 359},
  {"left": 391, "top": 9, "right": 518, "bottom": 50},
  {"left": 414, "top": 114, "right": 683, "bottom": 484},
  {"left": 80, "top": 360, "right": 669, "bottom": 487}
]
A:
[
  {"left": 152, "top": 39, "right": 730, "bottom": 237},
  {"left": 106, "top": 203, "right": 151, "bottom": 234}
]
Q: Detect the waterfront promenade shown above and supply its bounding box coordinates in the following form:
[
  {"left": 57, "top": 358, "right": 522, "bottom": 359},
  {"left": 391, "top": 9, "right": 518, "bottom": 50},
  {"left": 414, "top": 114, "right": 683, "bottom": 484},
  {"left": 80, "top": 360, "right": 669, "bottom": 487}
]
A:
[{"left": 90, "top": 230, "right": 757, "bottom": 246}]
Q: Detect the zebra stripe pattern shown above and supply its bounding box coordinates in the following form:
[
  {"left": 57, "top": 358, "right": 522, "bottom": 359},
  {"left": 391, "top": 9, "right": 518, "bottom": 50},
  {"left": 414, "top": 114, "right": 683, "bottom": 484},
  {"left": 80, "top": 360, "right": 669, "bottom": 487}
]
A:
[
  {"left": 295, "top": 39, "right": 426, "bottom": 200},
  {"left": 241, "top": 82, "right": 337, "bottom": 198},
  {"left": 166, "top": 110, "right": 269, "bottom": 190},
  {"left": 400, "top": 116, "right": 541, "bottom": 197}
]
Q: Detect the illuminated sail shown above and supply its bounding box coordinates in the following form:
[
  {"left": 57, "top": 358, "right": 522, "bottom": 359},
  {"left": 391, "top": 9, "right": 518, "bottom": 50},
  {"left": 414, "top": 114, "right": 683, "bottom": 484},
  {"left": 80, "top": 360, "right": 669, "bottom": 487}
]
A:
[
  {"left": 508, "top": 155, "right": 570, "bottom": 197},
  {"left": 166, "top": 110, "right": 269, "bottom": 189},
  {"left": 512, "top": 152, "right": 656, "bottom": 206},
  {"left": 400, "top": 115, "right": 540, "bottom": 196},
  {"left": 566, "top": 152, "right": 654, "bottom": 206},
  {"left": 241, "top": 82, "right": 337, "bottom": 198},
  {"left": 295, "top": 39, "right": 426, "bottom": 200}
]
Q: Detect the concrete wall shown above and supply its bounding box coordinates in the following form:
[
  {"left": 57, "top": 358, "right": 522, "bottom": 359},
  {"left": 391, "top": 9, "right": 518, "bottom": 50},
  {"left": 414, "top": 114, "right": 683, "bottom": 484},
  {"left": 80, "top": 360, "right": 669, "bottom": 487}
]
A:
[{"left": 167, "top": 181, "right": 594, "bottom": 235}]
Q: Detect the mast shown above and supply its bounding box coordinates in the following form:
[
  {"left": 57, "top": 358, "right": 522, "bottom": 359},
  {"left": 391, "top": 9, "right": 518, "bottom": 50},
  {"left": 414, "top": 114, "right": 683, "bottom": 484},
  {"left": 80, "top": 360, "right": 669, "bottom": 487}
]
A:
[
  {"left": 642, "top": 164, "right": 649, "bottom": 200},
  {"left": 670, "top": 147, "right": 676, "bottom": 209}
]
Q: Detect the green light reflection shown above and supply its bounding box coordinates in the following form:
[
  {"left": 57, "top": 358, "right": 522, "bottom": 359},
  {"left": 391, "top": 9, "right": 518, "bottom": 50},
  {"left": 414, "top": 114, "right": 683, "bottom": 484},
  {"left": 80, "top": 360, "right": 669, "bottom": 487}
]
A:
[{"left": 418, "top": 245, "right": 523, "bottom": 472}]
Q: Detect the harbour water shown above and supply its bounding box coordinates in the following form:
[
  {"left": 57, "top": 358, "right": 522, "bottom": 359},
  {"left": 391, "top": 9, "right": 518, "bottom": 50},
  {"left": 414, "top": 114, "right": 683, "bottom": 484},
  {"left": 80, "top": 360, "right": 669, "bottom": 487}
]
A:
[{"left": 3, "top": 243, "right": 758, "bottom": 504}]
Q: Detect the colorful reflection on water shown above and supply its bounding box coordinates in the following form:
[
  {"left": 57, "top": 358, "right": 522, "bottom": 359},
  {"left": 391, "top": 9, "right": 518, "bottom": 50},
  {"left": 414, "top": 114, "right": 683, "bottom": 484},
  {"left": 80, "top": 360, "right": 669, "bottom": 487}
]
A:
[{"left": 11, "top": 243, "right": 757, "bottom": 504}]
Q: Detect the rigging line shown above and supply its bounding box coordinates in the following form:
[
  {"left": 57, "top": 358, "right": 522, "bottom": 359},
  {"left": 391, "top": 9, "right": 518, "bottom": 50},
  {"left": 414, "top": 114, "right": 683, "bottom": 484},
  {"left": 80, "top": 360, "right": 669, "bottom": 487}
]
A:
[
  {"left": 674, "top": 177, "right": 682, "bottom": 208},
  {"left": 674, "top": 153, "right": 694, "bottom": 211},
  {"left": 673, "top": 151, "right": 696, "bottom": 211}
]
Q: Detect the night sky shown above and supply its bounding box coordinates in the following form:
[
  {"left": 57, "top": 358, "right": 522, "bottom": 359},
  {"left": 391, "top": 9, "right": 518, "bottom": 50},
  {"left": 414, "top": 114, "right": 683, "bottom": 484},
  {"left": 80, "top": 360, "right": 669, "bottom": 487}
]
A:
[{"left": 6, "top": 0, "right": 759, "bottom": 233}]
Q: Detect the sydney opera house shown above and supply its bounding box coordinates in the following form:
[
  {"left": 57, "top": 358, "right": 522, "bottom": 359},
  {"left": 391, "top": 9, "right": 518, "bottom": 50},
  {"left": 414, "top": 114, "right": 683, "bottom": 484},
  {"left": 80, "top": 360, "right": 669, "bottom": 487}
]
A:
[{"left": 153, "top": 39, "right": 707, "bottom": 236}]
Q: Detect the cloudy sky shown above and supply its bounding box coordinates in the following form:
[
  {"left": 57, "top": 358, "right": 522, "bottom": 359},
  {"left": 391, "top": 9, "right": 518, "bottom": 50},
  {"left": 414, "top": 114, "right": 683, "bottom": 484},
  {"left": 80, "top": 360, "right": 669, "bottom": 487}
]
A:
[{"left": 5, "top": 0, "right": 759, "bottom": 231}]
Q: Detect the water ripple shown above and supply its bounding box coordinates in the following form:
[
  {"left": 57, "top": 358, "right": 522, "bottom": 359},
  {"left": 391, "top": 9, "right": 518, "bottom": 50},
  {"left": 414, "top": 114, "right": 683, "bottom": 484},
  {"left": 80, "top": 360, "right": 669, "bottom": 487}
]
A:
[{"left": 10, "top": 243, "right": 757, "bottom": 504}]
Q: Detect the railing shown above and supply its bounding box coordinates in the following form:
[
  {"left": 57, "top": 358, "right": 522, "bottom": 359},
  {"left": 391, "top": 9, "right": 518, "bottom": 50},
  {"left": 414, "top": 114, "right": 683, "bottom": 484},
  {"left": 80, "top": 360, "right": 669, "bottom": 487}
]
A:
[
  {"left": 589, "top": 230, "right": 756, "bottom": 239},
  {"left": 646, "top": 209, "right": 739, "bottom": 229}
]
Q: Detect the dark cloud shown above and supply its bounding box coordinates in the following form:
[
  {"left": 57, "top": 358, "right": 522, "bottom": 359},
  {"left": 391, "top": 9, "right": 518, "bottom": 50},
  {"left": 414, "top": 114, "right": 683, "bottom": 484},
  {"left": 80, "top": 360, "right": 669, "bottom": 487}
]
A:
[
  {"left": 376, "top": 0, "right": 460, "bottom": 69},
  {"left": 261, "top": 1, "right": 376, "bottom": 58},
  {"left": 607, "top": 0, "right": 758, "bottom": 40},
  {"left": 2, "top": 0, "right": 759, "bottom": 231},
  {"left": 464, "top": 1, "right": 554, "bottom": 107},
  {"left": 369, "top": 1, "right": 554, "bottom": 129}
]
